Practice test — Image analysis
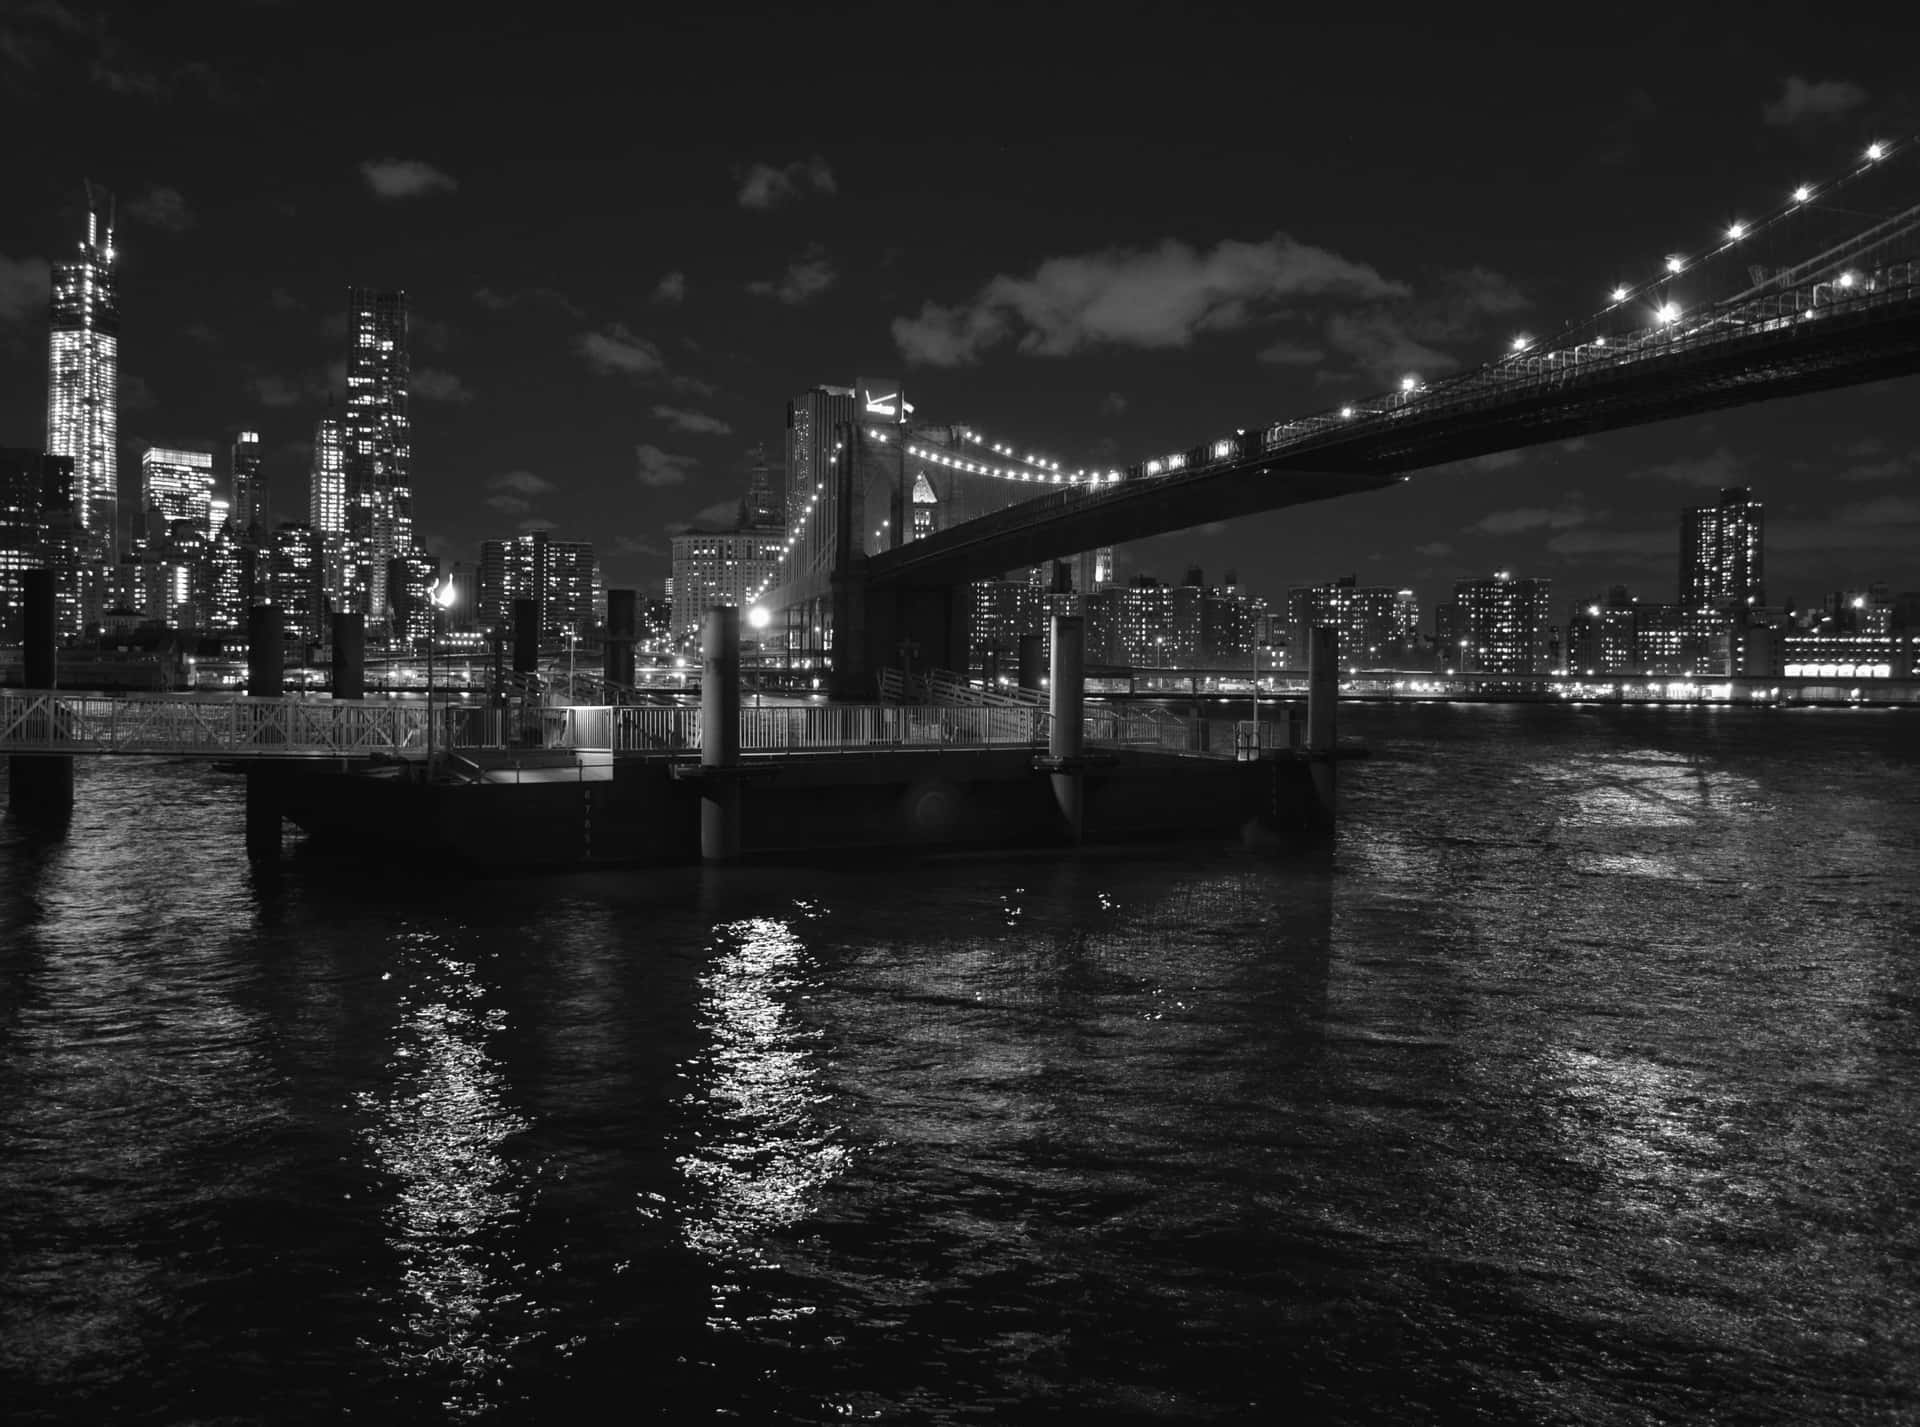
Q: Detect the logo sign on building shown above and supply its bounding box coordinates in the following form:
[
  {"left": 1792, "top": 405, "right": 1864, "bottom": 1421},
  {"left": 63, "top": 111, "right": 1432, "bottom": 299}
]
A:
[{"left": 859, "top": 377, "right": 907, "bottom": 424}]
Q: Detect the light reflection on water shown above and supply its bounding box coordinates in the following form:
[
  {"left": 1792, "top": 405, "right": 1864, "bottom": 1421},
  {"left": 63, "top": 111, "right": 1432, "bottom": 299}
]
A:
[
  {"left": 353, "top": 930, "right": 540, "bottom": 1418},
  {"left": 675, "top": 913, "right": 855, "bottom": 1333}
]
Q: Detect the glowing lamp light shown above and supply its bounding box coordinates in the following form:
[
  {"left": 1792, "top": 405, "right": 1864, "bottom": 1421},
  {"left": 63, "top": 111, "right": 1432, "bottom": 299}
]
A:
[
  {"left": 1665, "top": 255, "right": 1685, "bottom": 274},
  {"left": 1593, "top": 335, "right": 1607, "bottom": 347},
  {"left": 1610, "top": 285, "right": 1630, "bottom": 303},
  {"left": 1511, "top": 335, "right": 1530, "bottom": 352},
  {"left": 1400, "top": 375, "right": 1418, "bottom": 392},
  {"left": 748, "top": 606, "right": 770, "bottom": 630},
  {"left": 1658, "top": 302, "right": 1680, "bottom": 323},
  {"left": 1793, "top": 184, "right": 1812, "bottom": 203},
  {"left": 1340, "top": 406, "right": 1355, "bottom": 419},
  {"left": 1726, "top": 221, "right": 1746, "bottom": 240},
  {"left": 1838, "top": 270, "right": 1857, "bottom": 288},
  {"left": 1866, "top": 141, "right": 1886, "bottom": 161}
]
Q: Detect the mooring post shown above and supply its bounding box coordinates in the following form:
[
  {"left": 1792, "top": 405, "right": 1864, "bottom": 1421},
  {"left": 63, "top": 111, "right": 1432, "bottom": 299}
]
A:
[
  {"left": 245, "top": 604, "right": 286, "bottom": 858},
  {"left": 1306, "top": 624, "right": 1338, "bottom": 829},
  {"left": 1048, "top": 613, "right": 1086, "bottom": 842},
  {"left": 699, "top": 606, "right": 742, "bottom": 862},
  {"left": 331, "top": 610, "right": 365, "bottom": 700},
  {"left": 7, "top": 567, "right": 73, "bottom": 824},
  {"left": 606, "top": 588, "right": 637, "bottom": 691}
]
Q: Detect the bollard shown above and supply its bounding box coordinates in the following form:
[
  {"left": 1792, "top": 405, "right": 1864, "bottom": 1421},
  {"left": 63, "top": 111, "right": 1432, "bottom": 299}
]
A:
[
  {"left": 8, "top": 568, "right": 73, "bottom": 824},
  {"left": 606, "top": 588, "right": 637, "bottom": 692},
  {"left": 331, "top": 611, "right": 365, "bottom": 700},
  {"left": 1047, "top": 613, "right": 1085, "bottom": 842},
  {"left": 248, "top": 605, "right": 284, "bottom": 697},
  {"left": 699, "top": 606, "right": 742, "bottom": 862},
  {"left": 1306, "top": 624, "right": 1338, "bottom": 829}
]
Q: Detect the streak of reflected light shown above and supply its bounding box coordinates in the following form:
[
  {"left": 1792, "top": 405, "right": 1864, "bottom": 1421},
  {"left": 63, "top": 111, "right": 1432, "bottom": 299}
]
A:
[
  {"left": 675, "top": 916, "right": 854, "bottom": 1333},
  {"left": 355, "top": 935, "right": 538, "bottom": 1418}
]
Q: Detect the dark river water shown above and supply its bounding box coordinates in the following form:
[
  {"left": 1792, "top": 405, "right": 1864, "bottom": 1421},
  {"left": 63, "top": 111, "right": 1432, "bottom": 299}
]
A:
[{"left": 2, "top": 703, "right": 1916, "bottom": 1424}]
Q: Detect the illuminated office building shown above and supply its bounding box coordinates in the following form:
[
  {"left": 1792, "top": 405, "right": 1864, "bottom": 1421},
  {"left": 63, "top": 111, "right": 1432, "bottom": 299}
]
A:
[
  {"left": 46, "top": 188, "right": 119, "bottom": 555},
  {"left": 1681, "top": 486, "right": 1763, "bottom": 612},
  {"left": 309, "top": 412, "right": 348, "bottom": 607},
  {"left": 668, "top": 527, "right": 783, "bottom": 648},
  {"left": 269, "top": 524, "right": 325, "bottom": 644},
  {"left": 343, "top": 288, "right": 411, "bottom": 620},
  {"left": 140, "top": 446, "right": 216, "bottom": 538},
  {"left": 230, "top": 430, "right": 264, "bottom": 538},
  {"left": 784, "top": 385, "right": 855, "bottom": 542}
]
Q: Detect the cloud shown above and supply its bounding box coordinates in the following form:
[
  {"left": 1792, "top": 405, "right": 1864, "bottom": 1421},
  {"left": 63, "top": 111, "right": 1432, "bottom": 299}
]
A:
[
  {"left": 1414, "top": 541, "right": 1454, "bottom": 558},
  {"left": 1100, "top": 392, "right": 1127, "bottom": 416},
  {"left": 1628, "top": 446, "right": 1744, "bottom": 488},
  {"left": 1257, "top": 339, "right": 1324, "bottom": 366},
  {"left": 1324, "top": 266, "right": 1530, "bottom": 383},
  {"left": 474, "top": 285, "right": 584, "bottom": 318},
  {"left": 518, "top": 517, "right": 557, "bottom": 533},
  {"left": 0, "top": 253, "right": 49, "bottom": 324},
  {"left": 1545, "top": 527, "right": 1673, "bottom": 560},
  {"left": 1469, "top": 501, "right": 1590, "bottom": 535},
  {"left": 491, "top": 470, "right": 555, "bottom": 496},
  {"left": 1769, "top": 495, "right": 1920, "bottom": 554},
  {"left": 1836, "top": 454, "right": 1913, "bottom": 482},
  {"left": 359, "top": 157, "right": 457, "bottom": 199},
  {"left": 1763, "top": 75, "right": 1868, "bottom": 126},
  {"left": 614, "top": 535, "right": 666, "bottom": 558},
  {"left": 747, "top": 247, "right": 836, "bottom": 304},
  {"left": 736, "top": 155, "right": 836, "bottom": 209},
  {"left": 653, "top": 271, "right": 686, "bottom": 303},
  {"left": 269, "top": 286, "right": 301, "bottom": 311},
  {"left": 893, "top": 233, "right": 1405, "bottom": 366},
  {"left": 246, "top": 371, "right": 328, "bottom": 408},
  {"left": 577, "top": 323, "right": 666, "bottom": 377},
  {"left": 120, "top": 371, "right": 157, "bottom": 412},
  {"left": 636, "top": 443, "right": 696, "bottom": 487},
  {"left": 486, "top": 471, "right": 553, "bottom": 514},
  {"left": 125, "top": 184, "right": 192, "bottom": 232},
  {"left": 652, "top": 404, "right": 732, "bottom": 436},
  {"left": 412, "top": 367, "right": 473, "bottom": 402}
]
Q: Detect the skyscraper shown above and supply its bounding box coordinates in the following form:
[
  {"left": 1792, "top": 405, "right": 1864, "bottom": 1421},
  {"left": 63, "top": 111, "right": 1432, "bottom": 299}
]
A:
[
  {"left": 1439, "top": 571, "right": 1553, "bottom": 674},
  {"left": 343, "top": 288, "right": 411, "bottom": 624},
  {"left": 230, "top": 430, "right": 264, "bottom": 538},
  {"left": 140, "top": 447, "right": 216, "bottom": 539},
  {"left": 46, "top": 186, "right": 119, "bottom": 556},
  {"left": 310, "top": 413, "right": 348, "bottom": 611},
  {"left": 742, "top": 444, "right": 779, "bottom": 528},
  {"left": 1681, "top": 486, "right": 1763, "bottom": 612}
]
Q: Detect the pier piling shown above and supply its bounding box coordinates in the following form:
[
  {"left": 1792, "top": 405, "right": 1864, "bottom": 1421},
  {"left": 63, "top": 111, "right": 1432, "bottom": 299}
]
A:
[
  {"left": 7, "top": 568, "right": 73, "bottom": 825},
  {"left": 699, "top": 607, "right": 742, "bottom": 862},
  {"left": 1047, "top": 613, "right": 1086, "bottom": 842},
  {"left": 246, "top": 605, "right": 286, "bottom": 857},
  {"left": 1307, "top": 624, "right": 1338, "bottom": 829},
  {"left": 330, "top": 612, "right": 365, "bottom": 700},
  {"left": 606, "top": 589, "right": 637, "bottom": 691}
]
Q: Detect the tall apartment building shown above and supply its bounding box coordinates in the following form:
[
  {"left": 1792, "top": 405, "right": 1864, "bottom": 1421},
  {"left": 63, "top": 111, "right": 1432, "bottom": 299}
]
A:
[
  {"left": 477, "top": 530, "right": 598, "bottom": 638},
  {"left": 1681, "top": 486, "right": 1763, "bottom": 612},
  {"left": 1286, "top": 576, "right": 1420, "bottom": 667},
  {"left": 1436, "top": 572, "right": 1553, "bottom": 674}
]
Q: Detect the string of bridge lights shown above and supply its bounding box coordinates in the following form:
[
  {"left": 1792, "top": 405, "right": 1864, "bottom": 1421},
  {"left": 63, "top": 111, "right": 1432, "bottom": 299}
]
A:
[{"left": 1503, "top": 136, "right": 1907, "bottom": 358}]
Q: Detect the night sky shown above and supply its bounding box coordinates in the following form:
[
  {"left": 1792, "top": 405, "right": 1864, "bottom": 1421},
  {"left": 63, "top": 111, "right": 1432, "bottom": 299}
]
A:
[{"left": 2, "top": 1, "right": 1916, "bottom": 616}]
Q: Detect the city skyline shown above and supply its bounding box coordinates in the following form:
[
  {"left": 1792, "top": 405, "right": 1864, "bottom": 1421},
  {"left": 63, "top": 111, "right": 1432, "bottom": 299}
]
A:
[{"left": 1, "top": 3, "right": 1917, "bottom": 613}]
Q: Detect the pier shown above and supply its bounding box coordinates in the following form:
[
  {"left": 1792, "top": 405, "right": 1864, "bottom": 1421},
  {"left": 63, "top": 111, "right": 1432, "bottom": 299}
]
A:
[{"left": 2, "top": 591, "right": 1345, "bottom": 864}]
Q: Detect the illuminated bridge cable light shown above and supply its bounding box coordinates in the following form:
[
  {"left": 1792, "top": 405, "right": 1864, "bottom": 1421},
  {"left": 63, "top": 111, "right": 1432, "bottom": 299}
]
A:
[
  {"left": 1727, "top": 221, "right": 1746, "bottom": 240},
  {"left": 1666, "top": 255, "right": 1685, "bottom": 274},
  {"left": 1793, "top": 184, "right": 1812, "bottom": 202},
  {"left": 1867, "top": 141, "right": 1885, "bottom": 161},
  {"left": 1610, "top": 285, "right": 1630, "bottom": 303}
]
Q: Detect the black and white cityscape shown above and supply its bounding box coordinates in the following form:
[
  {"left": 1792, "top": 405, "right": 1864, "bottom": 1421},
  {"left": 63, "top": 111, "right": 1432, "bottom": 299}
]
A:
[{"left": 2, "top": 6, "right": 1918, "bottom": 1425}]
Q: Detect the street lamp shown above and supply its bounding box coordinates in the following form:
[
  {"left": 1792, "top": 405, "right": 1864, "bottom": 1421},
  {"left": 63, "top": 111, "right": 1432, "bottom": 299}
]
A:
[{"left": 426, "top": 577, "right": 458, "bottom": 772}]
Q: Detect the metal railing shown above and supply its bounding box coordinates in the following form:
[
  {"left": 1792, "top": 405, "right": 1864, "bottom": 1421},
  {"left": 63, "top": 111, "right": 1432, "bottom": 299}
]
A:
[{"left": 0, "top": 692, "right": 438, "bottom": 759}]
